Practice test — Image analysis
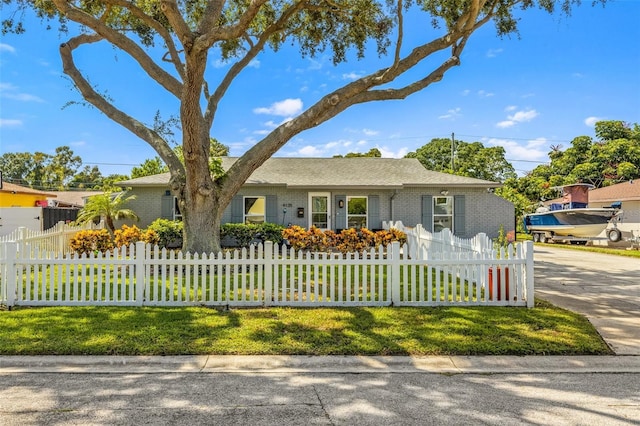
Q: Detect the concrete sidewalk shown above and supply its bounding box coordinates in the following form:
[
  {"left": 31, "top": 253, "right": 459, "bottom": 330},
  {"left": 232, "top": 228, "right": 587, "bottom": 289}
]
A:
[{"left": 2, "top": 354, "right": 640, "bottom": 374}]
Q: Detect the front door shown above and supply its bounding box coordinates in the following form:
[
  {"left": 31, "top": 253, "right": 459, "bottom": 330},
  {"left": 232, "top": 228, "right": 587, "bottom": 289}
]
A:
[{"left": 309, "top": 193, "right": 331, "bottom": 230}]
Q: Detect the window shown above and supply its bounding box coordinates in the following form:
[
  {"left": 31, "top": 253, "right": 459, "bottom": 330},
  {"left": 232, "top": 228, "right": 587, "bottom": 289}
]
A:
[
  {"left": 347, "top": 196, "right": 367, "bottom": 229},
  {"left": 244, "top": 196, "right": 265, "bottom": 224},
  {"left": 433, "top": 196, "right": 453, "bottom": 232},
  {"left": 173, "top": 197, "right": 182, "bottom": 221},
  {"left": 310, "top": 193, "right": 330, "bottom": 230}
]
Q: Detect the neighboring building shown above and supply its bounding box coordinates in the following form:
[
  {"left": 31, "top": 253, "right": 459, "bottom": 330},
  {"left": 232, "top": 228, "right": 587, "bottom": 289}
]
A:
[
  {"left": 47, "top": 191, "right": 103, "bottom": 208},
  {"left": 588, "top": 180, "right": 640, "bottom": 243},
  {"left": 0, "top": 181, "right": 56, "bottom": 207},
  {"left": 117, "top": 157, "right": 515, "bottom": 238}
]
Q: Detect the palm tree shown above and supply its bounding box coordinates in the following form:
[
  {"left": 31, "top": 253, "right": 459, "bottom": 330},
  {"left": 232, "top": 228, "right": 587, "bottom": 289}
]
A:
[{"left": 76, "top": 191, "right": 139, "bottom": 233}]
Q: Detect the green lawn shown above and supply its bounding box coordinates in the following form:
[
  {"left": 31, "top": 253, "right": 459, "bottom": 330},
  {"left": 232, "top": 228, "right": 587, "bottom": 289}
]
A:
[{"left": 0, "top": 300, "right": 611, "bottom": 356}]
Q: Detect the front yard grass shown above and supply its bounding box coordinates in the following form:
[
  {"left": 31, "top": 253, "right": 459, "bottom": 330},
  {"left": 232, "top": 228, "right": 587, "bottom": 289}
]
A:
[{"left": 0, "top": 300, "right": 611, "bottom": 356}]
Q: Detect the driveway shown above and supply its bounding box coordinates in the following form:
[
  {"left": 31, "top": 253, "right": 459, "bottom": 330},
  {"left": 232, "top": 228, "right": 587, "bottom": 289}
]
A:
[{"left": 534, "top": 245, "right": 640, "bottom": 355}]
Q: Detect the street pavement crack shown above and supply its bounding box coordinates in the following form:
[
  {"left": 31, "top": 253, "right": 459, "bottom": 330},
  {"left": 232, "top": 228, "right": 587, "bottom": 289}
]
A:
[{"left": 312, "top": 384, "right": 335, "bottom": 425}]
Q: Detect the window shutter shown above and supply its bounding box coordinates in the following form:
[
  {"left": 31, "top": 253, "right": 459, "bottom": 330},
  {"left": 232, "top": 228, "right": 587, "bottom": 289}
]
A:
[
  {"left": 335, "top": 195, "right": 347, "bottom": 231},
  {"left": 421, "top": 195, "right": 433, "bottom": 231},
  {"left": 161, "top": 195, "right": 173, "bottom": 219},
  {"left": 230, "top": 195, "right": 243, "bottom": 223},
  {"left": 454, "top": 195, "right": 466, "bottom": 236},
  {"left": 368, "top": 195, "right": 380, "bottom": 230},
  {"left": 265, "top": 195, "right": 278, "bottom": 223}
]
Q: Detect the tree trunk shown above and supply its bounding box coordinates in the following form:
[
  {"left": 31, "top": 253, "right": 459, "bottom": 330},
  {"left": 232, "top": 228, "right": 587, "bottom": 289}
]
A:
[{"left": 180, "top": 47, "right": 223, "bottom": 254}]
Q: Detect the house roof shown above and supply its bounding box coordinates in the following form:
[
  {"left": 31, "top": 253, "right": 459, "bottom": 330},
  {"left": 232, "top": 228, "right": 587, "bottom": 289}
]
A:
[
  {"left": 118, "top": 157, "right": 499, "bottom": 189},
  {"left": 0, "top": 181, "right": 56, "bottom": 197},
  {"left": 588, "top": 180, "right": 640, "bottom": 202},
  {"left": 47, "top": 191, "right": 103, "bottom": 208}
]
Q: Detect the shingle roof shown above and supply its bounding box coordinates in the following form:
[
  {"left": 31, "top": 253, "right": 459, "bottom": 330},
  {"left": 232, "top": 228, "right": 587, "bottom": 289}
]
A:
[
  {"left": 47, "top": 191, "right": 103, "bottom": 207},
  {"left": 0, "top": 181, "right": 56, "bottom": 197},
  {"left": 588, "top": 180, "right": 640, "bottom": 202},
  {"left": 118, "top": 157, "right": 499, "bottom": 188}
]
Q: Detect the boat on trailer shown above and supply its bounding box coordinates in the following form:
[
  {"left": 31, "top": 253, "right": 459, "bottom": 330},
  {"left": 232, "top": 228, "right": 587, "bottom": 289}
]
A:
[{"left": 524, "top": 183, "right": 623, "bottom": 243}]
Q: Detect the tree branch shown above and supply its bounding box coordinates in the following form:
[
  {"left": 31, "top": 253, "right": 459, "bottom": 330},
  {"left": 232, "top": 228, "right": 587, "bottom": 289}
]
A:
[
  {"left": 51, "top": 0, "right": 183, "bottom": 98},
  {"left": 203, "top": 0, "right": 308, "bottom": 129},
  {"left": 104, "top": 0, "right": 185, "bottom": 80},
  {"left": 59, "top": 34, "right": 184, "bottom": 180}
]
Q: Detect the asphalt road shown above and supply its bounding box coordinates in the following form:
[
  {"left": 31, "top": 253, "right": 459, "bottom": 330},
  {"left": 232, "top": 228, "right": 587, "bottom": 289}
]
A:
[
  {"left": 533, "top": 245, "right": 640, "bottom": 354},
  {"left": 1, "top": 371, "right": 639, "bottom": 425}
]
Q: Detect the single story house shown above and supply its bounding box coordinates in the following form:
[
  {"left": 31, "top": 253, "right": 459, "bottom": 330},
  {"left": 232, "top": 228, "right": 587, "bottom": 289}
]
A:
[
  {"left": 0, "top": 181, "right": 56, "bottom": 207},
  {"left": 117, "top": 157, "right": 515, "bottom": 238},
  {"left": 47, "top": 191, "right": 103, "bottom": 208}
]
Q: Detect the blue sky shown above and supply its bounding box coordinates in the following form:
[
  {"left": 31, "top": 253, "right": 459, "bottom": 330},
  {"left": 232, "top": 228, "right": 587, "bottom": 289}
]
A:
[{"left": 1, "top": 1, "right": 639, "bottom": 181}]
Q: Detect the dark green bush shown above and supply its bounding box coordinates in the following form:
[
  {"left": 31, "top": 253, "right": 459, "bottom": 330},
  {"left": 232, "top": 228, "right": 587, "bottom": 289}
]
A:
[
  {"left": 147, "top": 219, "right": 183, "bottom": 248},
  {"left": 221, "top": 223, "right": 286, "bottom": 247}
]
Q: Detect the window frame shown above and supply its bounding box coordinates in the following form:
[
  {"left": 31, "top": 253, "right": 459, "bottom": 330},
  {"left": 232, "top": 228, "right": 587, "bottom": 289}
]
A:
[
  {"left": 346, "top": 196, "right": 368, "bottom": 229},
  {"left": 243, "top": 195, "right": 266, "bottom": 224},
  {"left": 432, "top": 196, "right": 454, "bottom": 233},
  {"left": 173, "top": 196, "right": 182, "bottom": 221},
  {"left": 308, "top": 192, "right": 331, "bottom": 230}
]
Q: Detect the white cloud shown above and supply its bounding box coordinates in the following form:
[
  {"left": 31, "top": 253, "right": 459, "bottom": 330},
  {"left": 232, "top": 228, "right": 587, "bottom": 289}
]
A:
[
  {"left": 496, "top": 108, "right": 538, "bottom": 128},
  {"left": 477, "top": 90, "right": 494, "bottom": 98},
  {"left": 461, "top": 89, "right": 471, "bottom": 96},
  {"left": 486, "top": 48, "right": 503, "bottom": 58},
  {"left": 69, "top": 140, "right": 86, "bottom": 147},
  {"left": 253, "top": 98, "right": 303, "bottom": 116},
  {"left": 0, "top": 118, "right": 23, "bottom": 127},
  {"left": 378, "top": 146, "right": 409, "bottom": 158},
  {"left": 297, "top": 145, "right": 323, "bottom": 156},
  {"left": 362, "top": 128, "right": 379, "bottom": 136},
  {"left": 584, "top": 116, "right": 601, "bottom": 127},
  {"left": 212, "top": 59, "right": 228, "bottom": 68},
  {"left": 487, "top": 137, "right": 548, "bottom": 162},
  {"left": 504, "top": 105, "right": 517, "bottom": 112},
  {"left": 0, "top": 82, "right": 44, "bottom": 102},
  {"left": 248, "top": 59, "right": 260, "bottom": 69},
  {"left": 0, "top": 43, "right": 16, "bottom": 53},
  {"left": 253, "top": 129, "right": 270, "bottom": 135},
  {"left": 438, "top": 107, "right": 461, "bottom": 120},
  {"left": 342, "top": 72, "right": 362, "bottom": 80}
]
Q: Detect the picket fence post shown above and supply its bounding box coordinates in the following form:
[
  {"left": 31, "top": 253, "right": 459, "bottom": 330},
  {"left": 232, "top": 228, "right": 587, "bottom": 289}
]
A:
[
  {"left": 4, "top": 242, "right": 17, "bottom": 308},
  {"left": 135, "top": 242, "right": 146, "bottom": 306},
  {"left": 524, "top": 241, "right": 535, "bottom": 308},
  {"left": 390, "top": 241, "right": 400, "bottom": 305},
  {"left": 264, "top": 242, "right": 273, "bottom": 307}
]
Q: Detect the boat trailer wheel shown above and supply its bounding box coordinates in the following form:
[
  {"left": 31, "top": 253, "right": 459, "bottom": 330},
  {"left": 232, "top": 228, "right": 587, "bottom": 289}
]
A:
[{"left": 608, "top": 229, "right": 622, "bottom": 243}]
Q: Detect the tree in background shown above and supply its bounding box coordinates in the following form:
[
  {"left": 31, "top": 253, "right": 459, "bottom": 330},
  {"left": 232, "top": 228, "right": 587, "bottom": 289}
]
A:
[
  {"left": 333, "top": 148, "right": 382, "bottom": 158},
  {"left": 75, "top": 191, "right": 139, "bottom": 233},
  {"left": 406, "top": 138, "right": 516, "bottom": 182},
  {"left": 4, "top": 1, "right": 601, "bottom": 253},
  {"left": 130, "top": 157, "right": 169, "bottom": 179},
  {"left": 0, "top": 146, "right": 82, "bottom": 189},
  {"left": 69, "top": 165, "right": 104, "bottom": 189}
]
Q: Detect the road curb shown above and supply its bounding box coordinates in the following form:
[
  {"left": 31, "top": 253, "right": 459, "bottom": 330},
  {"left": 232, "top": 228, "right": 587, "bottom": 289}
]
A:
[{"left": 2, "top": 355, "right": 640, "bottom": 374}]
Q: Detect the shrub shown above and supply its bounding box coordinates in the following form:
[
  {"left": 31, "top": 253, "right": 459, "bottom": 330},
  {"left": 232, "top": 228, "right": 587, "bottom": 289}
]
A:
[
  {"left": 221, "top": 223, "right": 259, "bottom": 248},
  {"left": 113, "top": 225, "right": 159, "bottom": 250},
  {"left": 147, "top": 219, "right": 183, "bottom": 248},
  {"left": 69, "top": 229, "right": 114, "bottom": 255},
  {"left": 257, "top": 223, "right": 286, "bottom": 245},
  {"left": 281, "top": 226, "right": 407, "bottom": 253}
]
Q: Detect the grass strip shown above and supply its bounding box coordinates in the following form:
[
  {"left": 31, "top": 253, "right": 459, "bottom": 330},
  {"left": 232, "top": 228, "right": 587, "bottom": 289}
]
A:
[{"left": 0, "top": 300, "right": 610, "bottom": 356}]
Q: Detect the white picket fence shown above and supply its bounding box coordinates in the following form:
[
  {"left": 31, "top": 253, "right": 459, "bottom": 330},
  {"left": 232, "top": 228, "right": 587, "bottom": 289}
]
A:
[
  {"left": 0, "top": 237, "right": 534, "bottom": 308},
  {"left": 383, "top": 221, "right": 495, "bottom": 258},
  {"left": 0, "top": 221, "right": 105, "bottom": 256}
]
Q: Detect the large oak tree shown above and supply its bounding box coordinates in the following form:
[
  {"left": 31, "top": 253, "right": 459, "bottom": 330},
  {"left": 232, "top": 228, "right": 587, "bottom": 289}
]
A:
[{"left": 2, "top": 0, "right": 602, "bottom": 253}]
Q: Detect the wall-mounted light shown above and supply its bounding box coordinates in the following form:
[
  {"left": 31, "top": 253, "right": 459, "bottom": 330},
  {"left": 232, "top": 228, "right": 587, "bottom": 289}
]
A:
[
  {"left": 338, "top": 199, "right": 345, "bottom": 208},
  {"left": 440, "top": 190, "right": 449, "bottom": 196}
]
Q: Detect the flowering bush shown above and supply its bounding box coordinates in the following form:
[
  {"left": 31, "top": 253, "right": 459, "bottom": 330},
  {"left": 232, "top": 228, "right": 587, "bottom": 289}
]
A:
[
  {"left": 114, "top": 224, "right": 159, "bottom": 249},
  {"left": 69, "top": 229, "right": 114, "bottom": 255},
  {"left": 282, "top": 226, "right": 406, "bottom": 253}
]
